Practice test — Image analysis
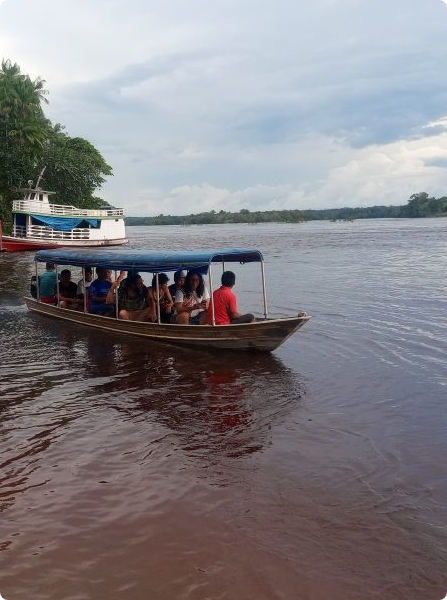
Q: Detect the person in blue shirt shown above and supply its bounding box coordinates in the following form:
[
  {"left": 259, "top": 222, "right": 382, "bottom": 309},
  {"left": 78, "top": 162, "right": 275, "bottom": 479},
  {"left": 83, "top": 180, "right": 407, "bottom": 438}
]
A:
[{"left": 89, "top": 267, "right": 115, "bottom": 316}]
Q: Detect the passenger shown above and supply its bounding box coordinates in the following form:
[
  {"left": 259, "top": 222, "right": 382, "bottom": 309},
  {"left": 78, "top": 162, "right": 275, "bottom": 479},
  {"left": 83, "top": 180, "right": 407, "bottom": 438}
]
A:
[
  {"left": 207, "top": 271, "right": 254, "bottom": 325},
  {"left": 106, "top": 273, "right": 154, "bottom": 321},
  {"left": 76, "top": 267, "right": 93, "bottom": 310},
  {"left": 58, "top": 269, "right": 82, "bottom": 310},
  {"left": 38, "top": 262, "right": 57, "bottom": 304},
  {"left": 89, "top": 267, "right": 115, "bottom": 316},
  {"left": 150, "top": 273, "right": 174, "bottom": 323},
  {"left": 168, "top": 270, "right": 186, "bottom": 301},
  {"left": 30, "top": 275, "right": 38, "bottom": 298},
  {"left": 175, "top": 270, "right": 209, "bottom": 325}
]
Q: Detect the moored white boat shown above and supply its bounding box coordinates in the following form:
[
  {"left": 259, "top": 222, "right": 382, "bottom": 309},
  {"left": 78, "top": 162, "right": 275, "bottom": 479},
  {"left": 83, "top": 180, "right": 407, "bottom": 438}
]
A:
[
  {"left": 0, "top": 184, "right": 128, "bottom": 252},
  {"left": 25, "top": 247, "right": 311, "bottom": 352}
]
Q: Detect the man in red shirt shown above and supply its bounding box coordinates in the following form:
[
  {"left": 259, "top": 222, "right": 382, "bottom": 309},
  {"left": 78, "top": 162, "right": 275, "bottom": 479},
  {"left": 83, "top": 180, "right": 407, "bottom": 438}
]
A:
[{"left": 207, "top": 271, "right": 254, "bottom": 325}]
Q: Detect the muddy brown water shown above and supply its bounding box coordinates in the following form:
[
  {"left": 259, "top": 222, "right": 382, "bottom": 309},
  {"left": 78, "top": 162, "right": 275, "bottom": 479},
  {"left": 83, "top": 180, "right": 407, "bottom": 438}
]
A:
[{"left": 1, "top": 220, "right": 447, "bottom": 600}]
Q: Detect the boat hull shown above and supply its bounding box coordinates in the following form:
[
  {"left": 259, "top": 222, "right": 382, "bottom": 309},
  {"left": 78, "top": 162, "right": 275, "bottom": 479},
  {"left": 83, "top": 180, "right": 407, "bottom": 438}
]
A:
[
  {"left": 1, "top": 236, "right": 128, "bottom": 252},
  {"left": 24, "top": 297, "right": 311, "bottom": 352}
]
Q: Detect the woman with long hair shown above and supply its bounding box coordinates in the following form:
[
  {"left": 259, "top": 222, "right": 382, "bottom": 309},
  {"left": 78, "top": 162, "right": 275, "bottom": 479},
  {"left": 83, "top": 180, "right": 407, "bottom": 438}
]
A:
[{"left": 174, "top": 270, "right": 209, "bottom": 325}]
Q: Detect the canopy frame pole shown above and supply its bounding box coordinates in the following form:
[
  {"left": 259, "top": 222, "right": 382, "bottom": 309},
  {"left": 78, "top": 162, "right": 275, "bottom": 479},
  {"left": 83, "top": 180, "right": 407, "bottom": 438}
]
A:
[
  {"left": 114, "top": 270, "right": 119, "bottom": 319},
  {"left": 55, "top": 265, "right": 59, "bottom": 308},
  {"left": 208, "top": 264, "right": 215, "bottom": 326},
  {"left": 155, "top": 273, "right": 161, "bottom": 324},
  {"left": 83, "top": 267, "right": 88, "bottom": 313},
  {"left": 261, "top": 259, "right": 268, "bottom": 319}
]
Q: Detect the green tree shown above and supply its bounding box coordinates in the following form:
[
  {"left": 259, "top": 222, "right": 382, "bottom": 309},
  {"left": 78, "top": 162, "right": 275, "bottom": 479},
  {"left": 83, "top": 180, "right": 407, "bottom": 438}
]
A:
[
  {"left": 0, "top": 60, "right": 113, "bottom": 229},
  {"left": 404, "top": 192, "right": 430, "bottom": 217},
  {"left": 40, "top": 126, "right": 112, "bottom": 208}
]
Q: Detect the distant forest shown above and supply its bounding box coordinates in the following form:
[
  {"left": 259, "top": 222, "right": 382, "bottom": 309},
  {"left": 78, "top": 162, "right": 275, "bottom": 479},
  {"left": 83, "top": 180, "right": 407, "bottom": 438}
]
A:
[{"left": 126, "top": 192, "right": 447, "bottom": 226}]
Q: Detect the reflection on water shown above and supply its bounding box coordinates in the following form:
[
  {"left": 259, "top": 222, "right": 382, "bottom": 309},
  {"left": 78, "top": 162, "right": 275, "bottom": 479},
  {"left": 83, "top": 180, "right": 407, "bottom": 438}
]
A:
[
  {"left": 69, "top": 329, "right": 304, "bottom": 462},
  {"left": 1, "top": 221, "right": 447, "bottom": 600},
  {"left": 0, "top": 313, "right": 305, "bottom": 511}
]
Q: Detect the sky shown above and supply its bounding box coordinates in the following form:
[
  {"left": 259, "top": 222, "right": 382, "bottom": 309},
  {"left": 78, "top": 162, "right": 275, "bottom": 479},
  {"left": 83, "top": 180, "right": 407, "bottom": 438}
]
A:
[{"left": 1, "top": 0, "right": 447, "bottom": 216}]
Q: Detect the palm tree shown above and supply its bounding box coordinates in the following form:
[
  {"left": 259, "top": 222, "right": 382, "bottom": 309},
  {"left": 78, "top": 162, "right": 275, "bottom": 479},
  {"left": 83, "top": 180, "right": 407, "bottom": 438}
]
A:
[
  {"left": 0, "top": 63, "right": 48, "bottom": 119},
  {"left": 0, "top": 59, "right": 51, "bottom": 193}
]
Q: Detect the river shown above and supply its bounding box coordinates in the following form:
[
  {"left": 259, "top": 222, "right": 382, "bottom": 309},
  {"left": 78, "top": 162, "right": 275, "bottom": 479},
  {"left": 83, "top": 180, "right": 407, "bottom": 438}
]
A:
[{"left": 1, "top": 220, "right": 447, "bottom": 600}]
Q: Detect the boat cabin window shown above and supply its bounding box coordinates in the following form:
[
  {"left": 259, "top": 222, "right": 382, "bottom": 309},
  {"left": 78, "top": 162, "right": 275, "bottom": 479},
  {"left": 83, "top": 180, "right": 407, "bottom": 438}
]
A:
[{"left": 26, "top": 192, "right": 44, "bottom": 201}]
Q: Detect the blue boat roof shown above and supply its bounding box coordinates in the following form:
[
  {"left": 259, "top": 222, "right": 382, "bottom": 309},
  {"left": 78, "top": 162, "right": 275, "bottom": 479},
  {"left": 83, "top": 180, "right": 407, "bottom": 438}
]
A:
[{"left": 34, "top": 248, "right": 264, "bottom": 272}]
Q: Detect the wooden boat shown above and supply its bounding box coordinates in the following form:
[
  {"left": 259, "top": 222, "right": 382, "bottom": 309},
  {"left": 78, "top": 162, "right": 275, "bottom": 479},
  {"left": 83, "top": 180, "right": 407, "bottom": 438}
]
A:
[
  {"left": 24, "top": 247, "right": 311, "bottom": 352},
  {"left": 0, "top": 177, "right": 128, "bottom": 253}
]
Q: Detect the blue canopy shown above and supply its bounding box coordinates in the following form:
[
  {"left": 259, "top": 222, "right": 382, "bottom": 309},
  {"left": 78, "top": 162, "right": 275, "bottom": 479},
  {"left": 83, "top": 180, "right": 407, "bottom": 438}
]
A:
[
  {"left": 34, "top": 248, "right": 264, "bottom": 273},
  {"left": 31, "top": 215, "right": 99, "bottom": 230}
]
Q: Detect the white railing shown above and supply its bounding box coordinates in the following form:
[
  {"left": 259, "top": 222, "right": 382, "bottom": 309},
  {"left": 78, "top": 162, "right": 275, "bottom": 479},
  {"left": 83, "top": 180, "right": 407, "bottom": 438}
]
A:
[
  {"left": 25, "top": 225, "right": 92, "bottom": 240},
  {"left": 12, "top": 225, "right": 27, "bottom": 237},
  {"left": 12, "top": 200, "right": 124, "bottom": 217}
]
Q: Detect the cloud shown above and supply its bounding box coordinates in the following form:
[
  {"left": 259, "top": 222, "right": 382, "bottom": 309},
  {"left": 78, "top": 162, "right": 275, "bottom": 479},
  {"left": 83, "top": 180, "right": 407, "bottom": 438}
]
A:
[
  {"left": 110, "top": 127, "right": 447, "bottom": 215},
  {"left": 1, "top": 0, "right": 447, "bottom": 215}
]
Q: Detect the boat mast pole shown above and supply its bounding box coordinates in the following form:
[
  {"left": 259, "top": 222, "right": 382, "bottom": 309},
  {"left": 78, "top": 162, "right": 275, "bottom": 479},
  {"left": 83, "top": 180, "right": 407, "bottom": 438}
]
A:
[
  {"left": 261, "top": 259, "right": 268, "bottom": 319},
  {"left": 35, "top": 166, "right": 46, "bottom": 189}
]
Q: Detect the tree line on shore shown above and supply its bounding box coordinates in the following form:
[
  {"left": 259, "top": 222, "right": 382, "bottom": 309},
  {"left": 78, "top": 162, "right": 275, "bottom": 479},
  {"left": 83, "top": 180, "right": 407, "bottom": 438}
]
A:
[
  {"left": 0, "top": 59, "right": 112, "bottom": 230},
  {"left": 126, "top": 192, "right": 447, "bottom": 226}
]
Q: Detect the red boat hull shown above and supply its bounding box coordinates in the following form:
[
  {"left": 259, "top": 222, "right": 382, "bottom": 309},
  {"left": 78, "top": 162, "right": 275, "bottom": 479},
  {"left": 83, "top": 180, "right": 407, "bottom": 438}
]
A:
[
  {"left": 0, "top": 236, "right": 128, "bottom": 252},
  {"left": 0, "top": 237, "right": 64, "bottom": 252}
]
